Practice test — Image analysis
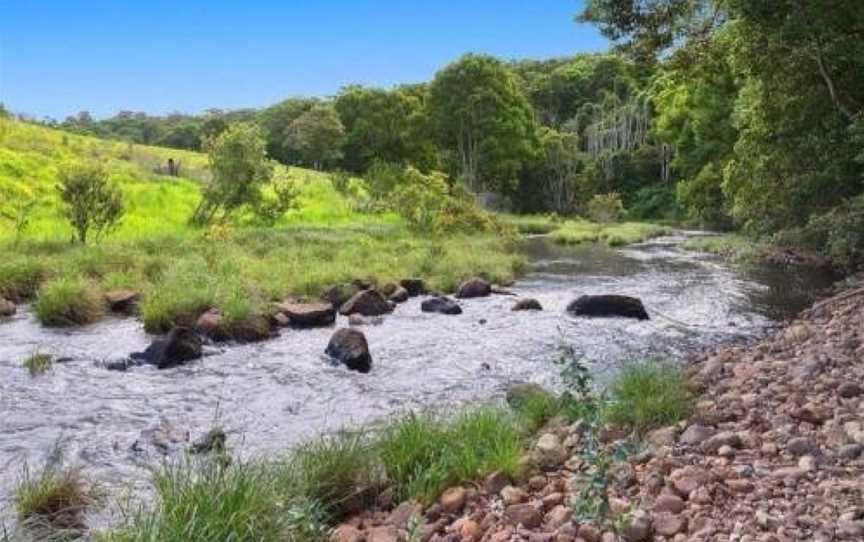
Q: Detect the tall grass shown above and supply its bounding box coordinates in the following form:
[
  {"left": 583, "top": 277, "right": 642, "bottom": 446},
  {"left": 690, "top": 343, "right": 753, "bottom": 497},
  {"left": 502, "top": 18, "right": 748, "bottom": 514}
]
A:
[
  {"left": 550, "top": 221, "right": 668, "bottom": 246},
  {"left": 15, "top": 463, "right": 95, "bottom": 539},
  {"left": 34, "top": 276, "right": 104, "bottom": 326},
  {"left": 602, "top": 363, "right": 693, "bottom": 435}
]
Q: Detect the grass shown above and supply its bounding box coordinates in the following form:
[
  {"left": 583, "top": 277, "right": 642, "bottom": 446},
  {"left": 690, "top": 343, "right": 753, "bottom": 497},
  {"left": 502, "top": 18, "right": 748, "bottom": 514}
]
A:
[
  {"left": 15, "top": 463, "right": 96, "bottom": 538},
  {"left": 23, "top": 351, "right": 53, "bottom": 375},
  {"left": 683, "top": 233, "right": 767, "bottom": 263},
  {"left": 602, "top": 363, "right": 693, "bottom": 435},
  {"left": 33, "top": 276, "right": 105, "bottom": 326},
  {"left": 500, "top": 213, "right": 563, "bottom": 235},
  {"left": 549, "top": 220, "right": 670, "bottom": 246}
]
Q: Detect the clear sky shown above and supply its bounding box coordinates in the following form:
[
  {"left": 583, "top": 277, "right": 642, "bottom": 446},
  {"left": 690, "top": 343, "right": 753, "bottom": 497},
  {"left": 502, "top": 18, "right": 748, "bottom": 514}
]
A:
[{"left": 0, "top": 1, "right": 607, "bottom": 120}]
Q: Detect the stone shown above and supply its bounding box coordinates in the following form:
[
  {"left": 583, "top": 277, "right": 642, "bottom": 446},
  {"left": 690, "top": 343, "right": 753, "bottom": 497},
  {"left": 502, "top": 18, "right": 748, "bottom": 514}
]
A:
[
  {"left": 505, "top": 504, "right": 543, "bottom": 529},
  {"left": 420, "top": 296, "right": 462, "bottom": 315},
  {"left": 189, "top": 428, "right": 226, "bottom": 454},
  {"left": 701, "top": 431, "right": 742, "bottom": 454},
  {"left": 277, "top": 302, "right": 336, "bottom": 327},
  {"left": 622, "top": 510, "right": 652, "bottom": 542},
  {"left": 577, "top": 523, "right": 602, "bottom": 542},
  {"left": 838, "top": 382, "right": 863, "bottom": 399},
  {"left": 535, "top": 433, "right": 566, "bottom": 468},
  {"left": 652, "top": 513, "right": 687, "bottom": 536},
  {"left": 366, "top": 526, "right": 399, "bottom": 542},
  {"left": 484, "top": 470, "right": 510, "bottom": 495},
  {"left": 791, "top": 405, "right": 831, "bottom": 425},
  {"left": 387, "top": 501, "right": 423, "bottom": 529},
  {"left": 104, "top": 289, "right": 140, "bottom": 313},
  {"left": 679, "top": 424, "right": 714, "bottom": 446},
  {"left": 325, "top": 328, "right": 372, "bottom": 373},
  {"left": 652, "top": 493, "right": 685, "bottom": 514},
  {"left": 838, "top": 443, "right": 863, "bottom": 459},
  {"left": 130, "top": 326, "right": 203, "bottom": 369},
  {"left": 542, "top": 492, "right": 565, "bottom": 510},
  {"left": 669, "top": 466, "right": 711, "bottom": 497},
  {"left": 459, "top": 519, "right": 482, "bottom": 541},
  {"left": 455, "top": 277, "right": 492, "bottom": 299},
  {"left": 196, "top": 309, "right": 224, "bottom": 338},
  {"left": 321, "top": 283, "right": 361, "bottom": 307},
  {"left": 388, "top": 286, "right": 410, "bottom": 303},
  {"left": 512, "top": 298, "right": 543, "bottom": 311},
  {"left": 0, "top": 297, "right": 15, "bottom": 317},
  {"left": 566, "top": 294, "right": 649, "bottom": 320},
  {"left": 545, "top": 505, "right": 572, "bottom": 529},
  {"left": 331, "top": 524, "right": 363, "bottom": 542},
  {"left": 439, "top": 486, "right": 467, "bottom": 513},
  {"left": 501, "top": 485, "right": 528, "bottom": 505},
  {"left": 646, "top": 426, "right": 677, "bottom": 447},
  {"left": 339, "top": 290, "right": 394, "bottom": 317},
  {"left": 786, "top": 437, "right": 820, "bottom": 457},
  {"left": 399, "top": 278, "right": 426, "bottom": 297}
]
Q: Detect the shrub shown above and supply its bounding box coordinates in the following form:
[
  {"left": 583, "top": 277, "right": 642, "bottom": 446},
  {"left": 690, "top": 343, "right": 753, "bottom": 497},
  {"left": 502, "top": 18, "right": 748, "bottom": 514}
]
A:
[
  {"left": 56, "top": 161, "right": 124, "bottom": 244},
  {"left": 34, "top": 277, "right": 104, "bottom": 326},
  {"left": 602, "top": 363, "right": 693, "bottom": 435},
  {"left": 139, "top": 258, "right": 216, "bottom": 333},
  {"left": 16, "top": 463, "right": 95, "bottom": 536},
  {"left": 23, "top": 351, "right": 53, "bottom": 376},
  {"left": 0, "top": 258, "right": 47, "bottom": 301},
  {"left": 586, "top": 192, "right": 624, "bottom": 223},
  {"left": 777, "top": 195, "right": 864, "bottom": 271}
]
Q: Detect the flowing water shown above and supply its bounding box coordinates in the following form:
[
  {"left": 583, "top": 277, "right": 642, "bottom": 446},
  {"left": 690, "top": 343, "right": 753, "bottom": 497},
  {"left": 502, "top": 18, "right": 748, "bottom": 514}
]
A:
[{"left": 0, "top": 232, "right": 836, "bottom": 524}]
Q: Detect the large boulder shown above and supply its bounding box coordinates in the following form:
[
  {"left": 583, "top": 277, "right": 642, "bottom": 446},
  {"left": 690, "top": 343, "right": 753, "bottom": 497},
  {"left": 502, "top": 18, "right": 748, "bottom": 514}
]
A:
[
  {"left": 104, "top": 289, "right": 140, "bottom": 314},
  {"left": 325, "top": 328, "right": 372, "bottom": 373},
  {"left": 131, "top": 326, "right": 203, "bottom": 369},
  {"left": 512, "top": 298, "right": 543, "bottom": 311},
  {"left": 277, "top": 302, "right": 336, "bottom": 327},
  {"left": 321, "top": 283, "right": 361, "bottom": 307},
  {"left": 0, "top": 297, "right": 16, "bottom": 317},
  {"left": 339, "top": 290, "right": 394, "bottom": 317},
  {"left": 421, "top": 296, "right": 463, "bottom": 315},
  {"left": 399, "top": 278, "right": 427, "bottom": 297},
  {"left": 567, "top": 295, "right": 649, "bottom": 320},
  {"left": 456, "top": 277, "right": 492, "bottom": 299}
]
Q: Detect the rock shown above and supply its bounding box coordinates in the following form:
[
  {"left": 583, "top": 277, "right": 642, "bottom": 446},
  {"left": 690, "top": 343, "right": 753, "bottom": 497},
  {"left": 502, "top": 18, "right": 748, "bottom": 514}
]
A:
[
  {"left": 131, "top": 418, "right": 189, "bottom": 455},
  {"left": 339, "top": 290, "right": 393, "bottom": 317},
  {"left": 130, "top": 326, "right": 203, "bottom": 369},
  {"left": 387, "top": 501, "right": 423, "bottom": 529},
  {"left": 652, "top": 513, "right": 687, "bottom": 536},
  {"left": 512, "top": 298, "right": 543, "bottom": 311},
  {"left": 838, "top": 443, "right": 863, "bottom": 459},
  {"left": 545, "top": 505, "right": 572, "bottom": 529},
  {"left": 421, "top": 296, "right": 462, "bottom": 315},
  {"left": 0, "top": 297, "right": 15, "bottom": 317},
  {"left": 189, "top": 428, "right": 226, "bottom": 454},
  {"left": 577, "top": 523, "right": 602, "bottom": 542},
  {"left": 535, "top": 433, "right": 566, "bottom": 468},
  {"left": 786, "top": 437, "right": 820, "bottom": 456},
  {"left": 622, "top": 510, "right": 652, "bottom": 542},
  {"left": 348, "top": 314, "right": 383, "bottom": 326},
  {"left": 332, "top": 524, "right": 363, "bottom": 542},
  {"left": 388, "top": 286, "right": 409, "bottom": 303},
  {"left": 278, "top": 302, "right": 336, "bottom": 327},
  {"left": 321, "top": 283, "right": 361, "bottom": 307},
  {"left": 838, "top": 382, "right": 863, "bottom": 398},
  {"left": 646, "top": 426, "right": 677, "bottom": 447},
  {"left": 505, "top": 504, "right": 543, "bottom": 528},
  {"left": 501, "top": 485, "right": 528, "bottom": 505},
  {"left": 701, "top": 431, "right": 742, "bottom": 453},
  {"left": 366, "top": 526, "right": 399, "bottom": 542},
  {"left": 484, "top": 470, "right": 511, "bottom": 495},
  {"left": 459, "top": 519, "right": 482, "bottom": 541},
  {"left": 455, "top": 277, "right": 492, "bottom": 299},
  {"left": 325, "top": 329, "right": 372, "bottom": 373},
  {"left": 399, "top": 278, "right": 426, "bottom": 297},
  {"left": 791, "top": 405, "right": 831, "bottom": 425},
  {"left": 679, "top": 424, "right": 714, "bottom": 446},
  {"left": 669, "top": 466, "right": 711, "bottom": 497},
  {"left": 196, "top": 309, "right": 223, "bottom": 337},
  {"left": 566, "top": 295, "right": 649, "bottom": 320},
  {"left": 440, "top": 486, "right": 467, "bottom": 513},
  {"left": 104, "top": 289, "right": 140, "bottom": 313},
  {"left": 272, "top": 312, "right": 290, "bottom": 327},
  {"left": 652, "top": 493, "right": 685, "bottom": 514},
  {"left": 222, "top": 315, "right": 272, "bottom": 343}
]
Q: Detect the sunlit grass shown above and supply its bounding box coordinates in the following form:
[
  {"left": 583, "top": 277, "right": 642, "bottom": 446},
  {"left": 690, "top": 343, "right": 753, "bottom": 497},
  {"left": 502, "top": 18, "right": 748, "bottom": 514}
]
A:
[
  {"left": 602, "top": 363, "right": 693, "bottom": 435},
  {"left": 683, "top": 234, "right": 766, "bottom": 263},
  {"left": 549, "top": 220, "right": 669, "bottom": 246}
]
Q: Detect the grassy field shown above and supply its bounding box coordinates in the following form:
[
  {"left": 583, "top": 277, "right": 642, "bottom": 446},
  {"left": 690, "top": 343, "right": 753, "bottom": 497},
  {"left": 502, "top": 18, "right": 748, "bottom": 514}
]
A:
[
  {"left": 501, "top": 214, "right": 669, "bottom": 246},
  {"left": 682, "top": 234, "right": 767, "bottom": 263}
]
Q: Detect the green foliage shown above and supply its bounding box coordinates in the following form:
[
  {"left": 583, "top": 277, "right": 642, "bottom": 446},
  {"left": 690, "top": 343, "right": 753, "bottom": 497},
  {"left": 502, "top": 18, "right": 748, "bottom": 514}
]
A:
[
  {"left": 776, "top": 195, "right": 864, "bottom": 272},
  {"left": 15, "top": 461, "right": 96, "bottom": 538},
  {"left": 285, "top": 103, "right": 346, "bottom": 170},
  {"left": 191, "top": 123, "right": 274, "bottom": 226},
  {"left": 550, "top": 220, "right": 667, "bottom": 246},
  {"left": 682, "top": 234, "right": 766, "bottom": 263},
  {"left": 23, "top": 351, "right": 53, "bottom": 376},
  {"left": 56, "top": 162, "right": 124, "bottom": 244},
  {"left": 602, "top": 363, "right": 693, "bottom": 435},
  {"left": 34, "top": 276, "right": 104, "bottom": 327},
  {"left": 586, "top": 192, "right": 624, "bottom": 223}
]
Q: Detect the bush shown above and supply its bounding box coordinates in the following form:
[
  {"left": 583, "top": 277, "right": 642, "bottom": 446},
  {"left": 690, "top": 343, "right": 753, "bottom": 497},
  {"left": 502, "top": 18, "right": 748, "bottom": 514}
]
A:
[
  {"left": 586, "top": 193, "right": 625, "bottom": 223},
  {"left": 0, "top": 258, "right": 47, "bottom": 301},
  {"left": 16, "top": 463, "right": 95, "bottom": 537},
  {"left": 34, "top": 277, "right": 104, "bottom": 326},
  {"left": 777, "top": 195, "right": 864, "bottom": 271},
  {"left": 602, "top": 363, "right": 693, "bottom": 435},
  {"left": 56, "top": 161, "right": 124, "bottom": 244}
]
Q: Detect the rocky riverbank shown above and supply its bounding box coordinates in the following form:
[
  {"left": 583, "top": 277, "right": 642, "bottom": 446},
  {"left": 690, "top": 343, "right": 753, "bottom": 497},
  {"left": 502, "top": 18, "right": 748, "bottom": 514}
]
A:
[{"left": 332, "top": 283, "right": 864, "bottom": 542}]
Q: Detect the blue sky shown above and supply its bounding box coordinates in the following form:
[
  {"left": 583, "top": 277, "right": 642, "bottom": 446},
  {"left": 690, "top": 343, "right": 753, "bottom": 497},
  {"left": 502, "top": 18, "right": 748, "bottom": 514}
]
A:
[{"left": 0, "top": 1, "right": 607, "bottom": 120}]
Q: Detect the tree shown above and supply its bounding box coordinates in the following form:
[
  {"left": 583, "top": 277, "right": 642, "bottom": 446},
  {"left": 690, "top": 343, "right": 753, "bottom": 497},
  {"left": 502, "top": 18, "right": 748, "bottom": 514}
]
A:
[
  {"left": 285, "top": 103, "right": 346, "bottom": 170},
  {"left": 56, "top": 162, "right": 124, "bottom": 244},
  {"left": 191, "top": 123, "right": 274, "bottom": 225},
  {"left": 537, "top": 127, "right": 583, "bottom": 214},
  {"left": 257, "top": 98, "right": 318, "bottom": 163},
  {"left": 427, "top": 54, "right": 538, "bottom": 193}
]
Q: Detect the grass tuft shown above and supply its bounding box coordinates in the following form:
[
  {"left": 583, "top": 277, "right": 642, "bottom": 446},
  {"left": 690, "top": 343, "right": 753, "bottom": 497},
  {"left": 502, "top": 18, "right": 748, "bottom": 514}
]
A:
[
  {"left": 23, "top": 351, "right": 53, "bottom": 376},
  {"left": 602, "top": 363, "right": 693, "bottom": 435},
  {"left": 34, "top": 276, "right": 104, "bottom": 326},
  {"left": 550, "top": 221, "right": 668, "bottom": 246},
  {"left": 15, "top": 463, "right": 95, "bottom": 537}
]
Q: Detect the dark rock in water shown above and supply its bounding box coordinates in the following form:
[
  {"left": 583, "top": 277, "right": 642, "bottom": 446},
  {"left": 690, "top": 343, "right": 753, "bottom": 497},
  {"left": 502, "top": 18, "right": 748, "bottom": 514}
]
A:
[
  {"left": 0, "top": 297, "right": 16, "bottom": 317},
  {"left": 325, "top": 328, "right": 372, "bottom": 373},
  {"left": 339, "top": 290, "right": 394, "bottom": 316},
  {"left": 399, "top": 278, "right": 427, "bottom": 297},
  {"left": 130, "top": 326, "right": 203, "bottom": 369},
  {"left": 131, "top": 418, "right": 189, "bottom": 455},
  {"left": 277, "top": 302, "right": 336, "bottom": 327},
  {"left": 512, "top": 298, "right": 543, "bottom": 311},
  {"left": 566, "top": 295, "right": 649, "bottom": 320},
  {"left": 103, "top": 357, "right": 133, "bottom": 371},
  {"left": 389, "top": 286, "right": 410, "bottom": 303},
  {"left": 321, "top": 283, "right": 361, "bottom": 307},
  {"left": 227, "top": 316, "right": 272, "bottom": 343},
  {"left": 352, "top": 278, "right": 374, "bottom": 291},
  {"left": 506, "top": 382, "right": 554, "bottom": 409},
  {"left": 456, "top": 277, "right": 492, "bottom": 299},
  {"left": 421, "top": 296, "right": 463, "bottom": 315},
  {"left": 190, "top": 428, "right": 226, "bottom": 454},
  {"left": 104, "top": 289, "right": 140, "bottom": 314},
  {"left": 491, "top": 286, "right": 517, "bottom": 296}
]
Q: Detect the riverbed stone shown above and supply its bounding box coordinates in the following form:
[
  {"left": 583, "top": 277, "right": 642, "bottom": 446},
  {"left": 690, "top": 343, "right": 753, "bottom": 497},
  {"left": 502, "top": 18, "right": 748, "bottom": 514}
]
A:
[
  {"left": 440, "top": 486, "right": 467, "bottom": 513},
  {"left": 0, "top": 297, "right": 16, "bottom": 317},
  {"left": 505, "top": 504, "right": 542, "bottom": 528},
  {"left": 566, "top": 294, "right": 649, "bottom": 320},
  {"left": 339, "top": 290, "right": 394, "bottom": 317},
  {"left": 388, "top": 286, "right": 410, "bottom": 303},
  {"left": 104, "top": 289, "right": 140, "bottom": 313},
  {"left": 325, "top": 328, "right": 372, "bottom": 373},
  {"left": 455, "top": 277, "right": 492, "bottom": 298},
  {"left": 399, "top": 278, "right": 426, "bottom": 296},
  {"left": 278, "top": 301, "right": 336, "bottom": 327},
  {"left": 421, "top": 296, "right": 462, "bottom": 315},
  {"left": 130, "top": 326, "right": 203, "bottom": 369},
  {"left": 512, "top": 298, "right": 543, "bottom": 311}
]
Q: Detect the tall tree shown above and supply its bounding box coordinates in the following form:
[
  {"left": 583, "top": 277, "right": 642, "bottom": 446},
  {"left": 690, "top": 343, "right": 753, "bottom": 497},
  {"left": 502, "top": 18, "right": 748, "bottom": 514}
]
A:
[{"left": 284, "top": 103, "right": 346, "bottom": 170}]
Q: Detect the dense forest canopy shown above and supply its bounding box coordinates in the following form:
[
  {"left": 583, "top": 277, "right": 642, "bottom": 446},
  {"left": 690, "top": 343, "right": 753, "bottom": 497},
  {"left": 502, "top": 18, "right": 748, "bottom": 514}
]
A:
[{"left": 21, "top": 0, "right": 863, "bottom": 267}]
